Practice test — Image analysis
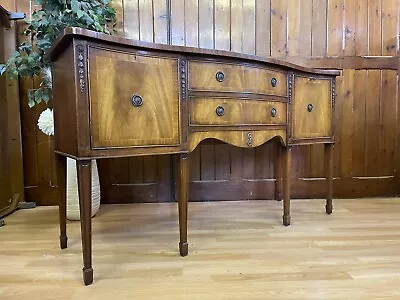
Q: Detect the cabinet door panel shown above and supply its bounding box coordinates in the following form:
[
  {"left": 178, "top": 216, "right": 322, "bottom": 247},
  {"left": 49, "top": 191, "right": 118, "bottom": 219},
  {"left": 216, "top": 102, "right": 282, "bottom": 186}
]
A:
[
  {"left": 88, "top": 48, "right": 180, "bottom": 148},
  {"left": 292, "top": 76, "right": 332, "bottom": 139}
]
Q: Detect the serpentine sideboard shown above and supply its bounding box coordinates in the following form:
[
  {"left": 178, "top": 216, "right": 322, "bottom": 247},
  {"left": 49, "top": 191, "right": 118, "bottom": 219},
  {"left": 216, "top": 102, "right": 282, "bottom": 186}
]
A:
[{"left": 46, "top": 27, "right": 340, "bottom": 285}]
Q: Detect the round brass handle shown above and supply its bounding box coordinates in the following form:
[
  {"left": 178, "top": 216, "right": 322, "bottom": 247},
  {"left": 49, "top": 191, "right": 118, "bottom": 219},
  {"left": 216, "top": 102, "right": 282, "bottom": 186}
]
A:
[
  {"left": 216, "top": 106, "right": 225, "bottom": 116},
  {"left": 271, "top": 107, "right": 277, "bottom": 117},
  {"left": 307, "top": 103, "right": 313, "bottom": 112},
  {"left": 131, "top": 95, "right": 143, "bottom": 107},
  {"left": 216, "top": 71, "right": 225, "bottom": 82},
  {"left": 271, "top": 77, "right": 277, "bottom": 87}
]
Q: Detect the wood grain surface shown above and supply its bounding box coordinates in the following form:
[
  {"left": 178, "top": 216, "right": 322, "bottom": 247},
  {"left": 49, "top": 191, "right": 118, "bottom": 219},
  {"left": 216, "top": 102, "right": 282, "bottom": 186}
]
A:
[{"left": 1, "top": 198, "right": 400, "bottom": 299}]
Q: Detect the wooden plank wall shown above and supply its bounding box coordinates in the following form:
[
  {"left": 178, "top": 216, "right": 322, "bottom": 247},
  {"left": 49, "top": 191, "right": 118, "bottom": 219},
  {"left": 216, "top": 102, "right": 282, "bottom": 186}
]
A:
[{"left": 13, "top": 0, "right": 400, "bottom": 205}]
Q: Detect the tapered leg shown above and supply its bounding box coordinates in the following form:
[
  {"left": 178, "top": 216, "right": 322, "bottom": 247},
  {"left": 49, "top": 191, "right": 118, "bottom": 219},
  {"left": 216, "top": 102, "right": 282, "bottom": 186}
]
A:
[
  {"left": 325, "top": 143, "right": 334, "bottom": 214},
  {"left": 282, "top": 146, "right": 292, "bottom": 226},
  {"left": 275, "top": 145, "right": 283, "bottom": 201},
  {"left": 55, "top": 154, "right": 67, "bottom": 249},
  {"left": 177, "top": 153, "right": 189, "bottom": 256},
  {"left": 77, "top": 160, "right": 93, "bottom": 285}
]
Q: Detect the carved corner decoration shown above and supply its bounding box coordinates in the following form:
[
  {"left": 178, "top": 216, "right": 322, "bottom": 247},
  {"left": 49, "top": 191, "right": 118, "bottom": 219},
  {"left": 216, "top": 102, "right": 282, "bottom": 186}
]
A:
[
  {"left": 76, "top": 44, "right": 86, "bottom": 93},
  {"left": 180, "top": 59, "right": 187, "bottom": 99}
]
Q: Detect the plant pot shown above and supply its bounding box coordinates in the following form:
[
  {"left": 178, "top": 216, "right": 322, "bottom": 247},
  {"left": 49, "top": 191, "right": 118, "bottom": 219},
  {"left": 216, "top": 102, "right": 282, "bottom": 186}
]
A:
[{"left": 66, "top": 158, "right": 100, "bottom": 221}]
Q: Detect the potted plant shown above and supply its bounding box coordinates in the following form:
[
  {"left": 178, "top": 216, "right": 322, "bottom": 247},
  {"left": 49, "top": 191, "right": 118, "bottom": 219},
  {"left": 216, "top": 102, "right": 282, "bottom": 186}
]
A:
[{"left": 0, "top": 0, "right": 117, "bottom": 220}]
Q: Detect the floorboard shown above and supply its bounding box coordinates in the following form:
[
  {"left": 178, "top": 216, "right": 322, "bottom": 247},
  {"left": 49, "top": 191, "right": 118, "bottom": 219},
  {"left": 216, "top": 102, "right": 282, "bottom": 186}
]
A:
[{"left": 1, "top": 198, "right": 400, "bottom": 299}]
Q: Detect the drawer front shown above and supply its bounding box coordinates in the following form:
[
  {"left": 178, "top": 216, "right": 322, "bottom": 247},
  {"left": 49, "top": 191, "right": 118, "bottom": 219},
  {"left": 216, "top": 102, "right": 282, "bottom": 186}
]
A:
[
  {"left": 188, "top": 61, "right": 287, "bottom": 96},
  {"left": 189, "top": 130, "right": 287, "bottom": 151},
  {"left": 292, "top": 76, "right": 332, "bottom": 139},
  {"left": 88, "top": 48, "right": 180, "bottom": 148},
  {"left": 190, "top": 98, "right": 287, "bottom": 126}
]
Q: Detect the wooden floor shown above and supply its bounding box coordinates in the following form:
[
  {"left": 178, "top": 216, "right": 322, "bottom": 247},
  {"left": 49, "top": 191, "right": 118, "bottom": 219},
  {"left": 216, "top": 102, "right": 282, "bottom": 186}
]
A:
[{"left": 1, "top": 198, "right": 400, "bottom": 299}]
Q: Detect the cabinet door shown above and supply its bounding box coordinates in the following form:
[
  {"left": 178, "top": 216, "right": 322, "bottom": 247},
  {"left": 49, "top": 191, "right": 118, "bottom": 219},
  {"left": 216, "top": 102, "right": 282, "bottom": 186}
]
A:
[
  {"left": 292, "top": 75, "right": 332, "bottom": 140},
  {"left": 88, "top": 48, "right": 180, "bottom": 148}
]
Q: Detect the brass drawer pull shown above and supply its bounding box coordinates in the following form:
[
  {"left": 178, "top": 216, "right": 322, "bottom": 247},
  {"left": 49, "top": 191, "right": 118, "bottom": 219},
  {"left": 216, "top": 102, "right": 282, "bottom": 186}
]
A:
[
  {"left": 216, "top": 71, "right": 225, "bottom": 82},
  {"left": 131, "top": 95, "right": 143, "bottom": 107},
  {"left": 271, "top": 107, "right": 277, "bottom": 117},
  {"left": 216, "top": 106, "right": 225, "bottom": 116},
  {"left": 307, "top": 103, "right": 313, "bottom": 112},
  {"left": 271, "top": 77, "right": 277, "bottom": 87}
]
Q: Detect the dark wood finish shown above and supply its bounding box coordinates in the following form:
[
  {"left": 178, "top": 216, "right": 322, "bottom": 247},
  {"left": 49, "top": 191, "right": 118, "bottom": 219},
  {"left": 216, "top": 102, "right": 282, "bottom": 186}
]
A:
[
  {"left": 88, "top": 47, "right": 180, "bottom": 148},
  {"left": 0, "top": 5, "right": 24, "bottom": 218},
  {"left": 177, "top": 153, "right": 189, "bottom": 256},
  {"left": 77, "top": 160, "right": 93, "bottom": 286},
  {"left": 55, "top": 153, "right": 67, "bottom": 249},
  {"left": 17, "top": 0, "right": 400, "bottom": 205},
  {"left": 275, "top": 145, "right": 283, "bottom": 201},
  {"left": 282, "top": 146, "right": 291, "bottom": 226},
  {"left": 188, "top": 60, "right": 288, "bottom": 95},
  {"left": 190, "top": 98, "right": 287, "bottom": 126},
  {"left": 48, "top": 28, "right": 336, "bottom": 285},
  {"left": 325, "top": 143, "right": 334, "bottom": 214}
]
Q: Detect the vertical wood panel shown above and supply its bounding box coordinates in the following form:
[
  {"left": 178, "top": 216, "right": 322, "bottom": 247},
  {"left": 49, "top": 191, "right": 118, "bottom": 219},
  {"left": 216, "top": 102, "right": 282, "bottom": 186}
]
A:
[
  {"left": 184, "top": 0, "right": 199, "bottom": 47},
  {"left": 214, "top": 0, "right": 230, "bottom": 50},
  {"left": 124, "top": 0, "right": 140, "bottom": 40},
  {"left": 270, "top": 0, "right": 287, "bottom": 57},
  {"left": 368, "top": 0, "right": 382, "bottom": 55},
  {"left": 287, "top": 0, "right": 300, "bottom": 56},
  {"left": 171, "top": 0, "right": 185, "bottom": 45},
  {"left": 381, "top": 0, "right": 399, "bottom": 55},
  {"left": 352, "top": 70, "right": 367, "bottom": 176},
  {"left": 327, "top": 0, "right": 343, "bottom": 56},
  {"left": 242, "top": 0, "right": 255, "bottom": 55},
  {"left": 379, "top": 71, "right": 397, "bottom": 176},
  {"left": 112, "top": 0, "right": 124, "bottom": 34},
  {"left": 255, "top": 0, "right": 271, "bottom": 57},
  {"left": 139, "top": 0, "right": 154, "bottom": 42},
  {"left": 343, "top": 0, "right": 356, "bottom": 56},
  {"left": 364, "top": 70, "right": 381, "bottom": 176},
  {"left": 153, "top": 0, "right": 168, "bottom": 44},
  {"left": 355, "top": 0, "right": 368, "bottom": 55},
  {"left": 312, "top": 0, "right": 327, "bottom": 56},
  {"left": 340, "top": 69, "right": 355, "bottom": 177},
  {"left": 230, "top": 0, "right": 243, "bottom": 53},
  {"left": 199, "top": 0, "right": 214, "bottom": 49}
]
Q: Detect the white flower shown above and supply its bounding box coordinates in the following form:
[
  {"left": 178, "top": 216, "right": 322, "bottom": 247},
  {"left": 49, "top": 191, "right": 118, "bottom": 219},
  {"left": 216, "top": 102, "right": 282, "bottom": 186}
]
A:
[{"left": 37, "top": 108, "right": 54, "bottom": 136}]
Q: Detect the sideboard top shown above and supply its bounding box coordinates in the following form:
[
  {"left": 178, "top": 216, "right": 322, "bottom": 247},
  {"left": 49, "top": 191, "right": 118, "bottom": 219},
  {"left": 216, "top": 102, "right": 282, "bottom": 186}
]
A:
[{"left": 46, "top": 27, "right": 340, "bottom": 76}]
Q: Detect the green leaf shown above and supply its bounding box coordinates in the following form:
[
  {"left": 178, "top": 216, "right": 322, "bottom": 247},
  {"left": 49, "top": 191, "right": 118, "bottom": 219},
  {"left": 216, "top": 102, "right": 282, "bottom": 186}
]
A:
[
  {"left": 76, "top": 9, "right": 84, "bottom": 18},
  {"left": 27, "top": 89, "right": 35, "bottom": 108},
  {"left": 0, "top": 64, "right": 6, "bottom": 76}
]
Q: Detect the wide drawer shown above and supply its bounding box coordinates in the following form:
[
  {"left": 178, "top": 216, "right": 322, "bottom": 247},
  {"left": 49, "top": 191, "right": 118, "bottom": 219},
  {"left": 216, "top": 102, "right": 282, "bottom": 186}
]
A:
[
  {"left": 190, "top": 98, "right": 287, "bottom": 126},
  {"left": 188, "top": 61, "right": 287, "bottom": 96}
]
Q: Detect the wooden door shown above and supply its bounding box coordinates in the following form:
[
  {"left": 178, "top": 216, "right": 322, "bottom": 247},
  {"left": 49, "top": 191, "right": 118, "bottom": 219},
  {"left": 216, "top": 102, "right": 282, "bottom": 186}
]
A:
[{"left": 0, "top": 5, "right": 24, "bottom": 217}]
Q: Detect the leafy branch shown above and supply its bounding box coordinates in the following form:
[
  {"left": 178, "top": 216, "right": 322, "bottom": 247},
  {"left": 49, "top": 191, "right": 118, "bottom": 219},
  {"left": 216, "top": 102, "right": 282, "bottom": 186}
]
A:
[{"left": 0, "top": 0, "right": 116, "bottom": 107}]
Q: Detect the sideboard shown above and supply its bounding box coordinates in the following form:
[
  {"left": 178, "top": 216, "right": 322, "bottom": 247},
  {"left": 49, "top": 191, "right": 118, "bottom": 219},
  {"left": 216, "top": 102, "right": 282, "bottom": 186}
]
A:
[{"left": 46, "top": 27, "right": 340, "bottom": 285}]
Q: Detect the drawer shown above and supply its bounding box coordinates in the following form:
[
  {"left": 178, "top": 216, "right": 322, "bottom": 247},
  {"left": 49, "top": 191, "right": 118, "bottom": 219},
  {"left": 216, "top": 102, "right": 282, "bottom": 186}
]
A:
[
  {"left": 190, "top": 98, "right": 286, "bottom": 126},
  {"left": 188, "top": 61, "right": 287, "bottom": 96},
  {"left": 88, "top": 47, "right": 180, "bottom": 148},
  {"left": 189, "top": 130, "right": 287, "bottom": 151},
  {"left": 292, "top": 75, "right": 332, "bottom": 139}
]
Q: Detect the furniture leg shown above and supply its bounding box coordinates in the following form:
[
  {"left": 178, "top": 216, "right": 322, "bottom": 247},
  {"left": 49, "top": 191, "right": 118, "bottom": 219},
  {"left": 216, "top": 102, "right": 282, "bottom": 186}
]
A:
[
  {"left": 282, "top": 146, "right": 292, "bottom": 226},
  {"left": 275, "top": 145, "right": 283, "bottom": 201},
  {"left": 77, "top": 160, "right": 93, "bottom": 285},
  {"left": 177, "top": 153, "right": 189, "bottom": 256},
  {"left": 55, "top": 153, "right": 67, "bottom": 249},
  {"left": 325, "top": 143, "right": 334, "bottom": 214}
]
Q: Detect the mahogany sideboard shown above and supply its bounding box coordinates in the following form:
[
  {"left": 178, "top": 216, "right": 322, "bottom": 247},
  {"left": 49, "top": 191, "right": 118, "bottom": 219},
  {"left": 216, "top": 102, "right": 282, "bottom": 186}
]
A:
[{"left": 46, "top": 27, "right": 340, "bottom": 285}]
